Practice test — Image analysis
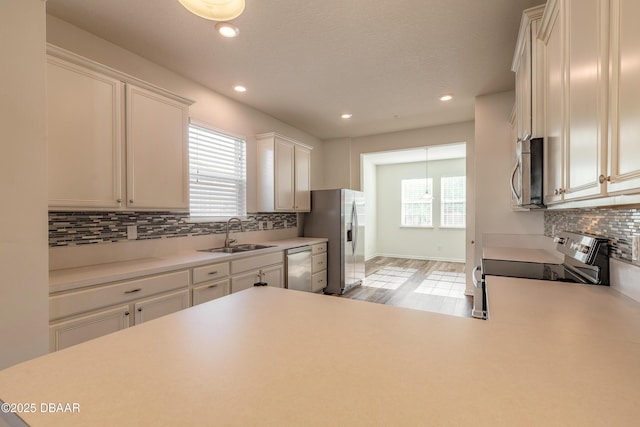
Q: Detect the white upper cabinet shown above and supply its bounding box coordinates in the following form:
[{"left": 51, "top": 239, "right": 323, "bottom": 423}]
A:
[
  {"left": 46, "top": 45, "right": 192, "bottom": 211},
  {"left": 607, "top": 0, "right": 640, "bottom": 194},
  {"left": 513, "top": 5, "right": 545, "bottom": 141},
  {"left": 540, "top": 0, "right": 565, "bottom": 205},
  {"left": 47, "top": 56, "right": 124, "bottom": 209},
  {"left": 126, "top": 84, "right": 189, "bottom": 210},
  {"left": 563, "top": 0, "right": 608, "bottom": 201},
  {"left": 539, "top": 0, "right": 608, "bottom": 204},
  {"left": 256, "top": 133, "right": 312, "bottom": 212}
]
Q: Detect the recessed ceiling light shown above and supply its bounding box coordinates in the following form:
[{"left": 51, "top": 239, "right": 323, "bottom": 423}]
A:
[
  {"left": 440, "top": 94, "right": 453, "bottom": 101},
  {"left": 234, "top": 85, "right": 247, "bottom": 92},
  {"left": 215, "top": 22, "right": 240, "bottom": 38},
  {"left": 341, "top": 113, "right": 353, "bottom": 119}
]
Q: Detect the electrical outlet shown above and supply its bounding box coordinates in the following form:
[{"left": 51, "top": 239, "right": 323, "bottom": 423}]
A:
[
  {"left": 284, "top": 220, "right": 288, "bottom": 228},
  {"left": 632, "top": 235, "right": 640, "bottom": 262},
  {"left": 267, "top": 221, "right": 273, "bottom": 230},
  {"left": 551, "top": 224, "right": 556, "bottom": 236},
  {"left": 261, "top": 221, "right": 268, "bottom": 230},
  {"left": 127, "top": 225, "right": 137, "bottom": 240}
]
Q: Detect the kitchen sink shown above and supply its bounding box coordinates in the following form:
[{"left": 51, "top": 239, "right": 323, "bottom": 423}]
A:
[{"left": 199, "top": 244, "right": 275, "bottom": 254}]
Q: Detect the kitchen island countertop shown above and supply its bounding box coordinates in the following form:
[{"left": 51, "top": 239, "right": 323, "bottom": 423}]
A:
[{"left": 2, "top": 281, "right": 640, "bottom": 426}]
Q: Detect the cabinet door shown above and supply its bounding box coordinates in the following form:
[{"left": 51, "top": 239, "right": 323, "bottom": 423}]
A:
[
  {"left": 192, "top": 279, "right": 230, "bottom": 306},
  {"left": 294, "top": 145, "right": 311, "bottom": 211},
  {"left": 543, "top": 2, "right": 565, "bottom": 204},
  {"left": 47, "top": 57, "right": 123, "bottom": 209},
  {"left": 126, "top": 84, "right": 189, "bottom": 210},
  {"left": 607, "top": 0, "right": 640, "bottom": 194},
  {"left": 49, "top": 305, "right": 130, "bottom": 352},
  {"left": 516, "top": 30, "right": 532, "bottom": 140},
  {"left": 134, "top": 289, "right": 189, "bottom": 325},
  {"left": 274, "top": 137, "right": 295, "bottom": 211},
  {"left": 231, "top": 270, "right": 262, "bottom": 293},
  {"left": 262, "top": 264, "right": 284, "bottom": 288},
  {"left": 563, "top": 0, "right": 607, "bottom": 201}
]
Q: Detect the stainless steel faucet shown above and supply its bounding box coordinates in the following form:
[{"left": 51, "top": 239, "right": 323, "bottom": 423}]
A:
[{"left": 224, "top": 217, "right": 244, "bottom": 247}]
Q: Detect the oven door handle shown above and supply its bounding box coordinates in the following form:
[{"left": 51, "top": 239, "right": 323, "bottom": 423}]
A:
[{"left": 472, "top": 265, "right": 482, "bottom": 287}]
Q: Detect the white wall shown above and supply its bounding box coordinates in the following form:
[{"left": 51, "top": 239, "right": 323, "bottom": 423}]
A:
[
  {"left": 322, "top": 138, "right": 352, "bottom": 189},
  {"left": 0, "top": 0, "right": 49, "bottom": 369},
  {"left": 362, "top": 159, "right": 377, "bottom": 259},
  {"left": 45, "top": 15, "right": 325, "bottom": 212},
  {"left": 473, "top": 91, "right": 545, "bottom": 268},
  {"left": 375, "top": 159, "right": 466, "bottom": 262}
]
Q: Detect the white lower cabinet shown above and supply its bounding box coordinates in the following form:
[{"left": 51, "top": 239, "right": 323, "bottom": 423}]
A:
[
  {"left": 49, "top": 305, "right": 130, "bottom": 352},
  {"left": 134, "top": 289, "right": 190, "bottom": 324},
  {"left": 192, "top": 279, "right": 230, "bottom": 306},
  {"left": 230, "top": 252, "right": 284, "bottom": 293},
  {"left": 49, "top": 251, "right": 286, "bottom": 351}
]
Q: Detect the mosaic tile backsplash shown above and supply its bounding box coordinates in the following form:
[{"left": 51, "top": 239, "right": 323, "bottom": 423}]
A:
[
  {"left": 49, "top": 212, "right": 297, "bottom": 247},
  {"left": 544, "top": 207, "right": 640, "bottom": 263}
]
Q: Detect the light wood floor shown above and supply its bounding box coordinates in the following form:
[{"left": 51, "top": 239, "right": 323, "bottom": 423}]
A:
[{"left": 340, "top": 257, "right": 472, "bottom": 318}]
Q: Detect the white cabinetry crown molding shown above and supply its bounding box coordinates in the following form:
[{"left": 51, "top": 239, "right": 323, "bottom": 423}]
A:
[
  {"left": 255, "top": 132, "right": 313, "bottom": 151},
  {"left": 46, "top": 43, "right": 194, "bottom": 106},
  {"left": 538, "top": 0, "right": 560, "bottom": 43},
  {"left": 512, "top": 4, "right": 546, "bottom": 72}
]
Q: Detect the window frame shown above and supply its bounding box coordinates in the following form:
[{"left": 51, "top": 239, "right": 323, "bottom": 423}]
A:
[
  {"left": 188, "top": 121, "right": 247, "bottom": 220},
  {"left": 440, "top": 175, "right": 466, "bottom": 228},
  {"left": 400, "top": 178, "right": 433, "bottom": 228}
]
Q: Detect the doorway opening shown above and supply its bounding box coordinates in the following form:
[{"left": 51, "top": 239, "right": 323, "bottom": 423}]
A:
[{"left": 345, "top": 143, "right": 471, "bottom": 317}]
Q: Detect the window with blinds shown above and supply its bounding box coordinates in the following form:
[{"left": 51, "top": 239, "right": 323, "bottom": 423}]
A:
[
  {"left": 188, "top": 123, "right": 246, "bottom": 218},
  {"left": 401, "top": 178, "right": 433, "bottom": 227},
  {"left": 441, "top": 176, "right": 466, "bottom": 228}
]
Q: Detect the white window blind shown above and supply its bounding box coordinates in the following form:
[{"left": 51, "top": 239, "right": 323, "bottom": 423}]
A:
[
  {"left": 401, "top": 178, "right": 433, "bottom": 227},
  {"left": 441, "top": 176, "right": 466, "bottom": 228},
  {"left": 188, "top": 124, "right": 246, "bottom": 218}
]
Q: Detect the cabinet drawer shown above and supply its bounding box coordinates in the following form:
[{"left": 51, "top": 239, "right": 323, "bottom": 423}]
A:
[
  {"left": 312, "top": 253, "right": 327, "bottom": 273},
  {"left": 312, "top": 271, "right": 327, "bottom": 293},
  {"left": 50, "top": 270, "right": 189, "bottom": 320},
  {"left": 231, "top": 251, "right": 283, "bottom": 274},
  {"left": 311, "top": 242, "right": 327, "bottom": 254},
  {"left": 193, "top": 262, "right": 230, "bottom": 284},
  {"left": 192, "top": 279, "right": 230, "bottom": 305}
]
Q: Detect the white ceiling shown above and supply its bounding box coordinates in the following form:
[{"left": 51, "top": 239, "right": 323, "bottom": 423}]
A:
[{"left": 45, "top": 0, "right": 544, "bottom": 140}]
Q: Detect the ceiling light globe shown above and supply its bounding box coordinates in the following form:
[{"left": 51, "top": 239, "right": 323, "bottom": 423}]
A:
[
  {"left": 341, "top": 113, "right": 353, "bottom": 119},
  {"left": 178, "top": 0, "right": 245, "bottom": 22},
  {"left": 439, "top": 94, "right": 453, "bottom": 101},
  {"left": 216, "top": 22, "right": 240, "bottom": 37}
]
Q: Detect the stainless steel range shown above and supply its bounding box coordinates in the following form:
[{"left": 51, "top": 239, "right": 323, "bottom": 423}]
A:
[{"left": 472, "top": 231, "right": 610, "bottom": 319}]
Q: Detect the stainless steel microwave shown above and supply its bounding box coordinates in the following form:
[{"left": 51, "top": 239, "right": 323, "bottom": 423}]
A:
[{"left": 510, "top": 136, "right": 545, "bottom": 209}]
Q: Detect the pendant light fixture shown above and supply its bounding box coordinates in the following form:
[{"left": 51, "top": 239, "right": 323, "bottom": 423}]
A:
[
  {"left": 178, "top": 0, "right": 245, "bottom": 22},
  {"left": 424, "top": 147, "right": 432, "bottom": 199}
]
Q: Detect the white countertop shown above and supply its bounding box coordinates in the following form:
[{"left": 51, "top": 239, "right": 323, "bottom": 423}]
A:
[
  {"left": 2, "top": 283, "right": 640, "bottom": 426},
  {"left": 483, "top": 246, "right": 563, "bottom": 264},
  {"left": 486, "top": 275, "right": 640, "bottom": 343},
  {"left": 49, "top": 237, "right": 327, "bottom": 293}
]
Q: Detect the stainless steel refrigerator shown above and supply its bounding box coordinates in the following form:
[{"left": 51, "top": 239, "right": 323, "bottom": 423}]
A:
[{"left": 303, "top": 189, "right": 365, "bottom": 294}]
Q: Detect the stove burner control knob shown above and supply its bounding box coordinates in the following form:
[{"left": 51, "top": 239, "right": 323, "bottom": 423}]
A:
[
  {"left": 580, "top": 245, "right": 591, "bottom": 254},
  {"left": 554, "top": 236, "right": 567, "bottom": 245}
]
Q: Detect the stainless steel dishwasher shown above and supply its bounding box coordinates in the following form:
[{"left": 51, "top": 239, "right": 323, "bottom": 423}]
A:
[{"left": 285, "top": 246, "right": 312, "bottom": 292}]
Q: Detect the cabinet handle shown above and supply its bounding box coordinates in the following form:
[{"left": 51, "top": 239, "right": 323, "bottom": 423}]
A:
[
  {"left": 207, "top": 271, "right": 219, "bottom": 275},
  {"left": 554, "top": 189, "right": 559, "bottom": 195},
  {"left": 137, "top": 307, "right": 143, "bottom": 312},
  {"left": 124, "top": 311, "right": 130, "bottom": 316},
  {"left": 117, "top": 198, "right": 122, "bottom": 203},
  {"left": 598, "top": 175, "right": 611, "bottom": 184},
  {"left": 124, "top": 288, "right": 142, "bottom": 294},
  {"left": 129, "top": 199, "right": 134, "bottom": 204},
  {"left": 207, "top": 284, "right": 218, "bottom": 289}
]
